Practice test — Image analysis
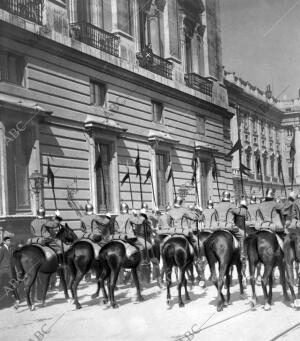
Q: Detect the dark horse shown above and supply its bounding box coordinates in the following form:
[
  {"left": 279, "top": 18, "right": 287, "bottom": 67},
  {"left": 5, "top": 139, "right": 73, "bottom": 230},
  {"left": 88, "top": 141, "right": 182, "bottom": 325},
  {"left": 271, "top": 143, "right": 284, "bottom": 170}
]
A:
[
  {"left": 245, "top": 230, "right": 290, "bottom": 310},
  {"left": 283, "top": 228, "right": 300, "bottom": 308},
  {"left": 204, "top": 229, "right": 245, "bottom": 311},
  {"left": 12, "top": 224, "right": 77, "bottom": 310},
  {"left": 91, "top": 240, "right": 142, "bottom": 308},
  {"left": 162, "top": 234, "right": 194, "bottom": 308}
]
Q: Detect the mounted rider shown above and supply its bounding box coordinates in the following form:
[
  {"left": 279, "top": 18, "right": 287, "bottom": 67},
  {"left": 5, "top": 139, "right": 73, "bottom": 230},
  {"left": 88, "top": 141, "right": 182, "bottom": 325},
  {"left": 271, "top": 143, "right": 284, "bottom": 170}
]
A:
[
  {"left": 114, "top": 202, "right": 134, "bottom": 237},
  {"left": 29, "top": 206, "right": 49, "bottom": 240},
  {"left": 212, "top": 191, "right": 237, "bottom": 231},
  {"left": 276, "top": 191, "right": 300, "bottom": 232},
  {"left": 255, "top": 188, "right": 284, "bottom": 233},
  {"left": 43, "top": 210, "right": 65, "bottom": 254},
  {"left": 246, "top": 195, "right": 260, "bottom": 234},
  {"left": 201, "top": 199, "right": 218, "bottom": 230},
  {"left": 80, "top": 203, "right": 111, "bottom": 244}
]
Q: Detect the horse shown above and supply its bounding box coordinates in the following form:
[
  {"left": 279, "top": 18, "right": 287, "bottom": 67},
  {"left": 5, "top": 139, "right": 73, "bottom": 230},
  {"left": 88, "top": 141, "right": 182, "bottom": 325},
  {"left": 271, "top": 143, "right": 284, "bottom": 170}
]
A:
[
  {"left": 283, "top": 228, "right": 300, "bottom": 308},
  {"left": 245, "top": 205, "right": 290, "bottom": 310},
  {"left": 204, "top": 229, "right": 245, "bottom": 311},
  {"left": 91, "top": 239, "right": 142, "bottom": 308},
  {"left": 162, "top": 234, "right": 194, "bottom": 308},
  {"left": 11, "top": 223, "right": 77, "bottom": 310}
]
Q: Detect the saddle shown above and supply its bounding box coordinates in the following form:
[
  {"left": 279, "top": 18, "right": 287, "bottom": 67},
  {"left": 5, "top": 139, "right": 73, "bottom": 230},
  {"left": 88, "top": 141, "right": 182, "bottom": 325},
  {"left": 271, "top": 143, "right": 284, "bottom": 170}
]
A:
[
  {"left": 26, "top": 242, "right": 57, "bottom": 263},
  {"left": 109, "top": 233, "right": 137, "bottom": 242},
  {"left": 27, "top": 238, "right": 72, "bottom": 256},
  {"left": 76, "top": 238, "right": 101, "bottom": 260}
]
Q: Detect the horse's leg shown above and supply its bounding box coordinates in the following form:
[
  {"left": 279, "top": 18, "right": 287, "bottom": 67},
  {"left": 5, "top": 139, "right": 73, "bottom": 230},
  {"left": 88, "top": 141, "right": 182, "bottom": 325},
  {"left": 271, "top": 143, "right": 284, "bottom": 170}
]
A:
[
  {"left": 183, "top": 275, "right": 190, "bottom": 302},
  {"left": 225, "top": 268, "right": 231, "bottom": 305},
  {"left": 177, "top": 267, "right": 184, "bottom": 308},
  {"left": 131, "top": 267, "right": 143, "bottom": 302},
  {"left": 71, "top": 269, "right": 85, "bottom": 309},
  {"left": 216, "top": 261, "right": 227, "bottom": 312},
  {"left": 256, "top": 263, "right": 262, "bottom": 285},
  {"left": 285, "top": 260, "right": 296, "bottom": 305},
  {"left": 166, "top": 266, "right": 172, "bottom": 307},
  {"left": 91, "top": 262, "right": 102, "bottom": 299},
  {"left": 40, "top": 273, "right": 51, "bottom": 307},
  {"left": 236, "top": 257, "right": 246, "bottom": 299},
  {"left": 278, "top": 256, "right": 290, "bottom": 303},
  {"left": 109, "top": 266, "right": 121, "bottom": 309},
  {"left": 23, "top": 268, "right": 39, "bottom": 311},
  {"left": 297, "top": 262, "right": 300, "bottom": 299},
  {"left": 249, "top": 260, "right": 258, "bottom": 308},
  {"left": 99, "top": 267, "right": 110, "bottom": 304},
  {"left": 57, "top": 266, "right": 69, "bottom": 300},
  {"left": 67, "top": 261, "right": 76, "bottom": 301},
  {"left": 261, "top": 264, "right": 273, "bottom": 311}
]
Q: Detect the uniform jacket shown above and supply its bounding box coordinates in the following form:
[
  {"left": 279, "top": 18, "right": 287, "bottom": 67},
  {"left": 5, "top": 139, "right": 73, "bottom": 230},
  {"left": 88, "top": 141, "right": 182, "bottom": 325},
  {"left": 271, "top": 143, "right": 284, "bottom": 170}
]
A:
[
  {"left": 167, "top": 206, "right": 198, "bottom": 228},
  {"left": 44, "top": 219, "right": 61, "bottom": 238},
  {"left": 30, "top": 218, "right": 49, "bottom": 237},
  {"left": 114, "top": 213, "right": 132, "bottom": 233},
  {"left": 130, "top": 215, "right": 152, "bottom": 240},
  {"left": 214, "top": 202, "right": 236, "bottom": 223},
  {"left": 247, "top": 204, "right": 260, "bottom": 220},
  {"left": 202, "top": 208, "right": 218, "bottom": 228},
  {"left": 92, "top": 216, "right": 111, "bottom": 241},
  {"left": 81, "top": 214, "right": 100, "bottom": 234},
  {"left": 258, "top": 200, "right": 277, "bottom": 222}
]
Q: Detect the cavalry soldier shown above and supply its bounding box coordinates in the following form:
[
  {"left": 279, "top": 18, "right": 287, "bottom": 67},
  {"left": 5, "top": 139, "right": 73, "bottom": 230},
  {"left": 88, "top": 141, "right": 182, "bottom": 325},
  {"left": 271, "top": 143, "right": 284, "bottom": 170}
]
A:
[
  {"left": 81, "top": 203, "right": 100, "bottom": 239},
  {"left": 43, "top": 210, "right": 65, "bottom": 253},
  {"left": 92, "top": 213, "right": 112, "bottom": 245},
  {"left": 201, "top": 200, "right": 218, "bottom": 230},
  {"left": 255, "top": 188, "right": 284, "bottom": 233},
  {"left": 246, "top": 195, "right": 260, "bottom": 234},
  {"left": 276, "top": 191, "right": 300, "bottom": 232},
  {"left": 114, "top": 202, "right": 133, "bottom": 235},
  {"left": 212, "top": 191, "right": 236, "bottom": 230},
  {"left": 30, "top": 206, "right": 49, "bottom": 238}
]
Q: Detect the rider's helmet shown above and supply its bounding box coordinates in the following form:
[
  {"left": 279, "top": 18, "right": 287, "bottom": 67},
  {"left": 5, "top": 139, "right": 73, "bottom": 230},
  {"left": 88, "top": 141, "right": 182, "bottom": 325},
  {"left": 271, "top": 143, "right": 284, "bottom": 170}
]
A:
[
  {"left": 140, "top": 208, "right": 148, "bottom": 219},
  {"left": 289, "top": 191, "right": 296, "bottom": 201},
  {"left": 207, "top": 199, "right": 214, "bottom": 209},
  {"left": 265, "top": 188, "right": 274, "bottom": 200},
  {"left": 174, "top": 196, "right": 183, "bottom": 207},
  {"left": 141, "top": 202, "right": 149, "bottom": 211},
  {"left": 37, "top": 206, "right": 45, "bottom": 218},
  {"left": 120, "top": 202, "right": 129, "bottom": 214},
  {"left": 240, "top": 198, "right": 247, "bottom": 208},
  {"left": 105, "top": 212, "right": 111, "bottom": 219},
  {"left": 54, "top": 210, "right": 63, "bottom": 221},
  {"left": 188, "top": 204, "right": 196, "bottom": 211},
  {"left": 222, "top": 191, "right": 231, "bottom": 202},
  {"left": 250, "top": 195, "right": 257, "bottom": 204},
  {"left": 85, "top": 203, "right": 94, "bottom": 215}
]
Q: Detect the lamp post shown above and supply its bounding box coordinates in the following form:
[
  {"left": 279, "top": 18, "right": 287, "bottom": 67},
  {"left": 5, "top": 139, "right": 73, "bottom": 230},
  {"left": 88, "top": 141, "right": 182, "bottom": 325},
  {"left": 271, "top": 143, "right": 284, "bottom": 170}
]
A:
[{"left": 29, "top": 170, "right": 44, "bottom": 214}]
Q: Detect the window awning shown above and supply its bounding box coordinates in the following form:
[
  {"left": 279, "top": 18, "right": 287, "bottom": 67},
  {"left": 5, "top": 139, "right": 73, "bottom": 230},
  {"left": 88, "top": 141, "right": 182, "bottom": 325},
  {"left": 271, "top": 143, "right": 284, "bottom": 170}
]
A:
[
  {"left": 148, "top": 130, "right": 179, "bottom": 146},
  {"left": 84, "top": 114, "right": 127, "bottom": 136},
  {"left": 0, "top": 94, "right": 52, "bottom": 118},
  {"left": 194, "top": 140, "right": 217, "bottom": 153}
]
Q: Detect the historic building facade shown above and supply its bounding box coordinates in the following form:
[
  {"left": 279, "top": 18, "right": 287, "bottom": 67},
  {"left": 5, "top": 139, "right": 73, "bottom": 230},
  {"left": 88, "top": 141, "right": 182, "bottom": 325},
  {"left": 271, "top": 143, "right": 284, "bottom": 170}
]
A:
[
  {"left": 224, "top": 71, "right": 298, "bottom": 200},
  {"left": 0, "top": 0, "right": 233, "bottom": 242}
]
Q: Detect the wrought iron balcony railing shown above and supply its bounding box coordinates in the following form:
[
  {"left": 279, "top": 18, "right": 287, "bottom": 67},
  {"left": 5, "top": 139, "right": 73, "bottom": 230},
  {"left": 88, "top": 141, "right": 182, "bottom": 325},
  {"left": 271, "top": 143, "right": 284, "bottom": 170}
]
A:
[
  {"left": 184, "top": 73, "right": 213, "bottom": 96},
  {"left": 0, "top": 0, "right": 43, "bottom": 25},
  {"left": 136, "top": 47, "right": 173, "bottom": 80},
  {"left": 70, "top": 22, "right": 120, "bottom": 57}
]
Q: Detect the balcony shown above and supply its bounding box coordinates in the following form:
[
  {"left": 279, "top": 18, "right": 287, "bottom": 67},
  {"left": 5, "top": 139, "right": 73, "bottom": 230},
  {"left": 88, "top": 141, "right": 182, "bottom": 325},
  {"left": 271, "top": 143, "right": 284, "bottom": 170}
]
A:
[
  {"left": 136, "top": 48, "right": 173, "bottom": 80},
  {"left": 184, "top": 73, "right": 213, "bottom": 97},
  {"left": 0, "top": 0, "right": 43, "bottom": 25},
  {"left": 70, "top": 22, "right": 120, "bottom": 57}
]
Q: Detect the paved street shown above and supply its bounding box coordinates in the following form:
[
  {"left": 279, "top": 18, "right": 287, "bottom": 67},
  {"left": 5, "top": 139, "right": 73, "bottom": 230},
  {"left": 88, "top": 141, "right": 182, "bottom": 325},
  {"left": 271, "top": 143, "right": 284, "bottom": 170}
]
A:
[{"left": 1, "top": 270, "right": 300, "bottom": 341}]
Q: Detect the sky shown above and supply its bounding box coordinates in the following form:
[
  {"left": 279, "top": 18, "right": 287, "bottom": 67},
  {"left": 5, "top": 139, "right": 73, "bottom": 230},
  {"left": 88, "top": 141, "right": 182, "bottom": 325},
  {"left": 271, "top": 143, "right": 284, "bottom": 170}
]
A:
[{"left": 220, "top": 0, "right": 300, "bottom": 100}]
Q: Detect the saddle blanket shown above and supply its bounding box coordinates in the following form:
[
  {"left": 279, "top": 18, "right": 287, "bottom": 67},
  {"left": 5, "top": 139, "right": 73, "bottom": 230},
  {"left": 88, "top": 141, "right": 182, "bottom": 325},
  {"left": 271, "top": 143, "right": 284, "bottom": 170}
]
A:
[{"left": 26, "top": 243, "right": 57, "bottom": 263}]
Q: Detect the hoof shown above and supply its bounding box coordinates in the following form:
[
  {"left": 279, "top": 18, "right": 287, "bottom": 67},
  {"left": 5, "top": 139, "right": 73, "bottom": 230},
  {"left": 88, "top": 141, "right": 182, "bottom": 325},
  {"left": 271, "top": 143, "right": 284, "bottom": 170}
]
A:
[
  {"left": 137, "top": 296, "right": 144, "bottom": 302},
  {"left": 264, "top": 303, "right": 271, "bottom": 311},
  {"left": 91, "top": 293, "right": 98, "bottom": 299},
  {"left": 102, "top": 299, "right": 108, "bottom": 305},
  {"left": 185, "top": 295, "right": 191, "bottom": 301},
  {"left": 217, "top": 305, "right": 223, "bottom": 312},
  {"left": 68, "top": 299, "right": 74, "bottom": 304},
  {"left": 41, "top": 302, "right": 46, "bottom": 308},
  {"left": 166, "top": 299, "right": 171, "bottom": 306},
  {"left": 14, "top": 300, "right": 20, "bottom": 310},
  {"left": 112, "top": 303, "right": 119, "bottom": 309},
  {"left": 249, "top": 299, "right": 256, "bottom": 308},
  {"left": 179, "top": 302, "right": 185, "bottom": 308},
  {"left": 76, "top": 304, "right": 82, "bottom": 310},
  {"left": 294, "top": 299, "right": 300, "bottom": 309},
  {"left": 30, "top": 305, "right": 36, "bottom": 311},
  {"left": 240, "top": 293, "right": 247, "bottom": 300},
  {"left": 199, "top": 280, "right": 206, "bottom": 288}
]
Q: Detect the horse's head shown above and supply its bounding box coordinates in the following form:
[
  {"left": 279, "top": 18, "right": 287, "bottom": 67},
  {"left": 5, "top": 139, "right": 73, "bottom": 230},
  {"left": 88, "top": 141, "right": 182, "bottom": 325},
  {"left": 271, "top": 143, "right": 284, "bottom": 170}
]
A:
[{"left": 55, "top": 223, "right": 78, "bottom": 244}]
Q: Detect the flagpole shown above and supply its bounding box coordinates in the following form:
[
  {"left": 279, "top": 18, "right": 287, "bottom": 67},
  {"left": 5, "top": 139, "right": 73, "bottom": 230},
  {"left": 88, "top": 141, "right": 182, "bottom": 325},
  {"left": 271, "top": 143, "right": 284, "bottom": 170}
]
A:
[
  {"left": 150, "top": 171, "right": 157, "bottom": 208},
  {"left": 214, "top": 157, "right": 221, "bottom": 201},
  {"left": 279, "top": 155, "right": 287, "bottom": 198},
  {"left": 292, "top": 126, "right": 295, "bottom": 191},
  {"left": 236, "top": 105, "right": 245, "bottom": 197},
  {"left": 172, "top": 172, "right": 176, "bottom": 201},
  {"left": 128, "top": 174, "right": 134, "bottom": 210},
  {"left": 97, "top": 144, "right": 108, "bottom": 212},
  {"left": 139, "top": 171, "right": 143, "bottom": 207}
]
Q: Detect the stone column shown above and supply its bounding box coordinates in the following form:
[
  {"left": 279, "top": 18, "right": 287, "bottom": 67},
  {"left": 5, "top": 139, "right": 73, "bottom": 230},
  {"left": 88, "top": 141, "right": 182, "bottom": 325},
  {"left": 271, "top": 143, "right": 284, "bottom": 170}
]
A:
[
  {"left": 294, "top": 125, "right": 300, "bottom": 184},
  {"left": 0, "top": 120, "right": 8, "bottom": 216}
]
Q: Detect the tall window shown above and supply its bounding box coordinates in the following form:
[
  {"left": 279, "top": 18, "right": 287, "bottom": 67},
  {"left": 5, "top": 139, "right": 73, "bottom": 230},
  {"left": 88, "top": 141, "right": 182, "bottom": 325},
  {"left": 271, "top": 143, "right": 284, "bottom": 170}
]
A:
[
  {"left": 95, "top": 142, "right": 112, "bottom": 212},
  {"left": 152, "top": 101, "right": 163, "bottom": 122},
  {"left": 246, "top": 153, "right": 251, "bottom": 170},
  {"left": 70, "top": 0, "right": 104, "bottom": 28},
  {"left": 0, "top": 51, "right": 25, "bottom": 86},
  {"left": 117, "top": 0, "right": 133, "bottom": 35},
  {"left": 185, "top": 36, "right": 192, "bottom": 73},
  {"left": 288, "top": 166, "right": 293, "bottom": 184},
  {"left": 6, "top": 126, "right": 33, "bottom": 214},
  {"left": 200, "top": 161, "right": 208, "bottom": 207},
  {"left": 263, "top": 156, "right": 267, "bottom": 177},
  {"left": 270, "top": 157, "right": 275, "bottom": 178},
  {"left": 90, "top": 80, "right": 106, "bottom": 106},
  {"left": 156, "top": 153, "right": 168, "bottom": 209}
]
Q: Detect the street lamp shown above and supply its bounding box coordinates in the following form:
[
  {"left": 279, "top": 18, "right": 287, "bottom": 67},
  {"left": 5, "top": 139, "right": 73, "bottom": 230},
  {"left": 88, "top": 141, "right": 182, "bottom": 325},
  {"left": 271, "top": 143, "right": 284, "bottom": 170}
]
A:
[{"left": 29, "top": 170, "right": 44, "bottom": 213}]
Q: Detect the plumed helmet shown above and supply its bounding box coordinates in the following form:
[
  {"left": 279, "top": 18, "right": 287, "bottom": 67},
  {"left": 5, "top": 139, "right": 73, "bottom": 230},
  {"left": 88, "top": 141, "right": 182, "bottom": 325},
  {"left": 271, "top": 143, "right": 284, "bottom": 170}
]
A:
[
  {"left": 141, "top": 203, "right": 149, "bottom": 211},
  {"left": 120, "top": 202, "right": 129, "bottom": 213},
  {"left": 250, "top": 195, "right": 257, "bottom": 204},
  {"left": 266, "top": 188, "right": 274, "bottom": 199},
  {"left": 207, "top": 199, "right": 214, "bottom": 208},
  {"left": 37, "top": 206, "right": 45, "bottom": 218},
  {"left": 105, "top": 212, "right": 111, "bottom": 219},
  {"left": 3, "top": 230, "right": 13, "bottom": 241},
  {"left": 174, "top": 196, "right": 183, "bottom": 207},
  {"left": 54, "top": 210, "right": 63, "bottom": 221},
  {"left": 222, "top": 191, "right": 231, "bottom": 202},
  {"left": 188, "top": 204, "right": 196, "bottom": 211},
  {"left": 85, "top": 203, "right": 94, "bottom": 215},
  {"left": 240, "top": 198, "right": 247, "bottom": 207}
]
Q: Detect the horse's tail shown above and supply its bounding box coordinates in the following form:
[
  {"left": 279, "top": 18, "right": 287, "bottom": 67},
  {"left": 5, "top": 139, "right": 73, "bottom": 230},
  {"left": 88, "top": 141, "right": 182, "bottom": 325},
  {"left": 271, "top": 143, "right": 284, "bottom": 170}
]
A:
[{"left": 12, "top": 249, "right": 25, "bottom": 281}]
